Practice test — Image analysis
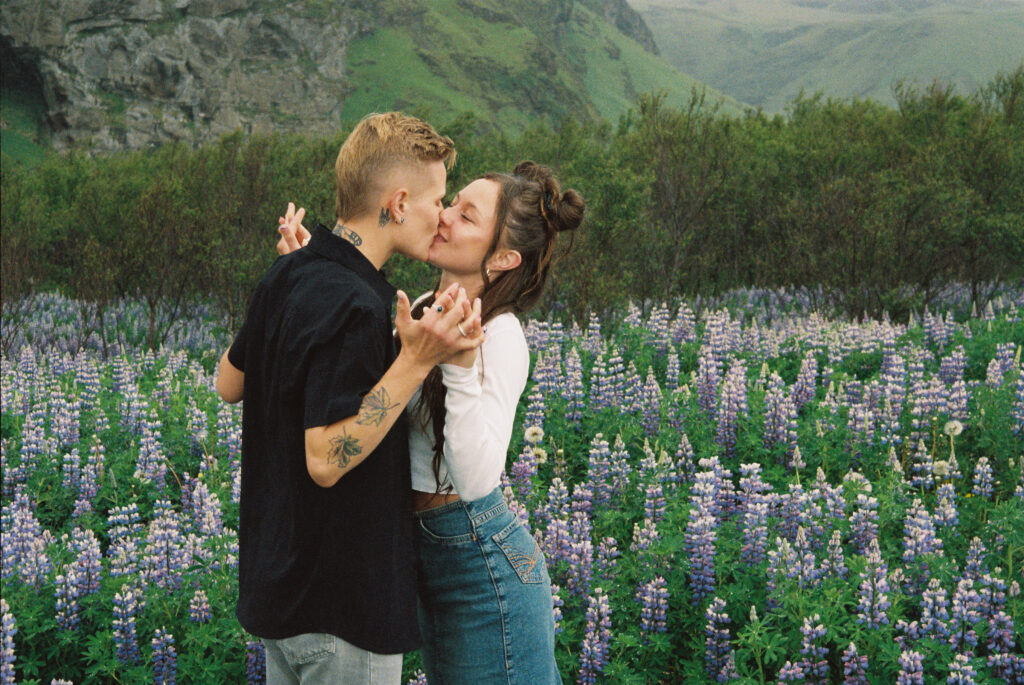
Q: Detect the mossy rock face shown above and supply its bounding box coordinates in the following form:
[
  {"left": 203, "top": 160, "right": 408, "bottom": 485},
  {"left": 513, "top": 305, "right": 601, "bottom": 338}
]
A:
[{"left": 0, "top": 0, "right": 741, "bottom": 157}]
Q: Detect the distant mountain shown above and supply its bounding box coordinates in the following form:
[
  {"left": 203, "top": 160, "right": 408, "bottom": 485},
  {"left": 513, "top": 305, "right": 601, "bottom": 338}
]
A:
[
  {"left": 0, "top": 0, "right": 744, "bottom": 158},
  {"left": 628, "top": 0, "right": 1024, "bottom": 112}
]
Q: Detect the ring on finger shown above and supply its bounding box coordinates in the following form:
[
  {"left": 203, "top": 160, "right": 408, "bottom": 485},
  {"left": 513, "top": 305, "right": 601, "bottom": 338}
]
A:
[
  {"left": 434, "top": 304, "right": 444, "bottom": 313},
  {"left": 457, "top": 321, "right": 468, "bottom": 337}
]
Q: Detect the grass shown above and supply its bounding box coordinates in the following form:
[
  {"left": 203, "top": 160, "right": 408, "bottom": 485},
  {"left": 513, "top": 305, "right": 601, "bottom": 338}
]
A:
[{"left": 632, "top": 0, "right": 1024, "bottom": 112}]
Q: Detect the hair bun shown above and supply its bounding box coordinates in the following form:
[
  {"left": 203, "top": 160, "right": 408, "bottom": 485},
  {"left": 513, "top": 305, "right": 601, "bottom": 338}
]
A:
[{"left": 512, "top": 161, "right": 585, "bottom": 234}]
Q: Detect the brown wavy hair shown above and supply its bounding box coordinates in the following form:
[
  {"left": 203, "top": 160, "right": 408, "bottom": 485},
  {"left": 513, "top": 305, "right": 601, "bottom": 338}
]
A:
[{"left": 412, "top": 161, "right": 585, "bottom": 492}]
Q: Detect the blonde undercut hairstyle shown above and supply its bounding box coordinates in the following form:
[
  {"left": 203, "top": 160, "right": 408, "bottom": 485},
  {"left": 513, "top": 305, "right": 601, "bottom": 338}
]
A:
[{"left": 334, "top": 112, "right": 456, "bottom": 223}]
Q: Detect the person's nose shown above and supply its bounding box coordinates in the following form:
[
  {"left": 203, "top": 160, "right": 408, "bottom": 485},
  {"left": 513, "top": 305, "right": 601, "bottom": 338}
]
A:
[{"left": 438, "top": 205, "right": 454, "bottom": 226}]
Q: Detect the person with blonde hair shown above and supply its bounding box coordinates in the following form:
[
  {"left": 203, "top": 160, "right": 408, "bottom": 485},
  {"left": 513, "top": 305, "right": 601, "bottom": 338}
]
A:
[
  {"left": 217, "top": 112, "right": 484, "bottom": 685},
  {"left": 279, "top": 159, "right": 585, "bottom": 683}
]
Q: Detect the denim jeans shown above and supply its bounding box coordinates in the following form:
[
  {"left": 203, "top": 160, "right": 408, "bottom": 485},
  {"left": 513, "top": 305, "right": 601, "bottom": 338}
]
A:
[
  {"left": 415, "top": 487, "right": 561, "bottom": 684},
  {"left": 263, "top": 632, "right": 402, "bottom": 685}
]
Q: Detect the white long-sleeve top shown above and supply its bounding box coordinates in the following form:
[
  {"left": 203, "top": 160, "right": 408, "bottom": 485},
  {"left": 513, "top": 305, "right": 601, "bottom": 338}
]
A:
[{"left": 408, "top": 311, "right": 529, "bottom": 501}]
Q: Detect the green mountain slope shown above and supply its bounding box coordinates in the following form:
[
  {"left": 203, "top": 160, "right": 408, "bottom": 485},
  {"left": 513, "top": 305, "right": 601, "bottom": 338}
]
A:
[
  {"left": 338, "top": 0, "right": 748, "bottom": 131},
  {"left": 629, "top": 0, "right": 1024, "bottom": 112}
]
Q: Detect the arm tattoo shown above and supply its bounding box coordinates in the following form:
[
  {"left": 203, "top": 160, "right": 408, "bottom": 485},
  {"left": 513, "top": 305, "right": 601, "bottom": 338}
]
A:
[
  {"left": 356, "top": 387, "right": 401, "bottom": 427},
  {"left": 332, "top": 222, "right": 362, "bottom": 246},
  {"left": 327, "top": 428, "right": 361, "bottom": 470}
]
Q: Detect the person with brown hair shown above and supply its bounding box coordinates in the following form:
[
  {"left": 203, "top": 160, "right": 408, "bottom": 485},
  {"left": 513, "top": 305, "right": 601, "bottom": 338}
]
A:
[
  {"left": 407, "top": 161, "right": 584, "bottom": 684},
  {"left": 277, "top": 159, "right": 584, "bottom": 683},
  {"left": 216, "top": 112, "right": 484, "bottom": 685}
]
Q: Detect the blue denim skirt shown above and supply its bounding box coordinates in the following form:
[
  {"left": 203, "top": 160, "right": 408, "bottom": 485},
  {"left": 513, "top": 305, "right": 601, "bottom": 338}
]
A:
[{"left": 414, "top": 487, "right": 561, "bottom": 685}]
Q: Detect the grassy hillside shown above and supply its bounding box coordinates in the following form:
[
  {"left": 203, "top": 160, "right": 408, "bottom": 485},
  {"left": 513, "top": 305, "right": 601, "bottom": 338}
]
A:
[
  {"left": 0, "top": 50, "right": 50, "bottom": 165},
  {"left": 339, "top": 0, "right": 747, "bottom": 132},
  {"left": 629, "top": 0, "right": 1024, "bottom": 112}
]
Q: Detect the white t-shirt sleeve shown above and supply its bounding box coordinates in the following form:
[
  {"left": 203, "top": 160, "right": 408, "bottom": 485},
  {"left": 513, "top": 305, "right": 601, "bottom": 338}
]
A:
[{"left": 437, "top": 314, "right": 529, "bottom": 501}]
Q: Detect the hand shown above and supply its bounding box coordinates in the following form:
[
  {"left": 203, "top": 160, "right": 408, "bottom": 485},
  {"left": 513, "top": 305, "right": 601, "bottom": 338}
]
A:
[
  {"left": 395, "top": 283, "right": 484, "bottom": 372},
  {"left": 445, "top": 293, "right": 483, "bottom": 368},
  {"left": 276, "top": 202, "right": 310, "bottom": 255}
]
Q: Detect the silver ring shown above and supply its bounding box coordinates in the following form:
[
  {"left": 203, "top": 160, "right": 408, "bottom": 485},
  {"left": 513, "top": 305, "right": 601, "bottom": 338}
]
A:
[
  {"left": 457, "top": 322, "right": 468, "bottom": 337},
  {"left": 434, "top": 304, "right": 444, "bottom": 313}
]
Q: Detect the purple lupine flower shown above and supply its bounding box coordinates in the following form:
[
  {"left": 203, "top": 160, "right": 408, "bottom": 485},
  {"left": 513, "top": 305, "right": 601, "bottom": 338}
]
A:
[
  {"left": 684, "top": 472, "right": 717, "bottom": 603},
  {"left": 71, "top": 528, "right": 102, "bottom": 597},
  {"left": 113, "top": 585, "right": 141, "bottom": 665},
  {"left": 605, "top": 347, "right": 626, "bottom": 407},
  {"left": 565, "top": 512, "right": 594, "bottom": 597},
  {"left": 643, "top": 483, "right": 666, "bottom": 523},
  {"left": 798, "top": 614, "right": 828, "bottom": 685},
  {"left": 964, "top": 537, "right": 987, "bottom": 580},
  {"left": 587, "top": 348, "right": 612, "bottom": 411},
  {"left": 856, "top": 539, "right": 891, "bottom": 629},
  {"left": 850, "top": 494, "right": 879, "bottom": 555},
  {"left": 631, "top": 518, "right": 660, "bottom": 557},
  {"left": 934, "top": 483, "right": 958, "bottom": 527},
  {"left": 988, "top": 653, "right": 1024, "bottom": 684},
  {"left": 897, "top": 650, "right": 925, "bottom": 685},
  {"left": 822, "top": 530, "right": 847, "bottom": 579},
  {"left": 739, "top": 463, "right": 771, "bottom": 565},
  {"left": 946, "top": 653, "right": 978, "bottom": 684},
  {"left": 135, "top": 422, "right": 168, "bottom": 489},
  {"left": 987, "top": 610, "right": 1015, "bottom": 655},
  {"left": 792, "top": 527, "right": 823, "bottom": 590},
  {"left": 1, "top": 488, "right": 52, "bottom": 586},
  {"left": 672, "top": 302, "right": 696, "bottom": 344},
  {"left": 976, "top": 573, "right": 1007, "bottom": 621},
  {"left": 551, "top": 583, "right": 564, "bottom": 635},
  {"left": 245, "top": 639, "right": 266, "bottom": 685},
  {"left": 640, "top": 367, "right": 662, "bottom": 436},
  {"left": 636, "top": 576, "right": 669, "bottom": 637},
  {"left": 763, "top": 372, "right": 798, "bottom": 458},
  {"left": 792, "top": 349, "right": 818, "bottom": 410},
  {"left": 994, "top": 342, "right": 1017, "bottom": 377},
  {"left": 695, "top": 345, "right": 721, "bottom": 418},
  {"left": 949, "top": 578, "right": 981, "bottom": 654},
  {"left": 585, "top": 434, "right": 615, "bottom": 507},
  {"left": 939, "top": 345, "right": 967, "bottom": 385},
  {"left": 406, "top": 670, "right": 428, "bottom": 685},
  {"left": 73, "top": 438, "right": 104, "bottom": 518},
  {"left": 583, "top": 312, "right": 603, "bottom": 355},
  {"left": 509, "top": 446, "right": 538, "bottom": 504},
  {"left": 777, "top": 660, "right": 806, "bottom": 682},
  {"left": 920, "top": 577, "right": 951, "bottom": 640},
  {"left": 715, "top": 358, "right": 748, "bottom": 458},
  {"left": 902, "top": 498, "right": 943, "bottom": 569},
  {"left": 704, "top": 597, "right": 736, "bottom": 683},
  {"left": 971, "top": 457, "right": 993, "bottom": 498},
  {"left": 1, "top": 599, "right": 16, "bottom": 685},
  {"left": 143, "top": 505, "right": 188, "bottom": 591},
  {"left": 189, "top": 590, "right": 212, "bottom": 624},
  {"left": 523, "top": 386, "right": 546, "bottom": 432},
  {"left": 152, "top": 627, "right": 176, "bottom": 685},
  {"left": 594, "top": 537, "right": 619, "bottom": 581},
  {"left": 55, "top": 568, "right": 83, "bottom": 630},
  {"left": 61, "top": 448, "right": 81, "bottom": 495},
  {"left": 577, "top": 588, "right": 611, "bottom": 685},
  {"left": 909, "top": 439, "right": 934, "bottom": 490},
  {"left": 562, "top": 346, "right": 585, "bottom": 423},
  {"left": 1012, "top": 368, "right": 1024, "bottom": 434},
  {"left": 624, "top": 301, "right": 642, "bottom": 327},
  {"left": 571, "top": 483, "right": 594, "bottom": 517},
  {"left": 842, "top": 643, "right": 868, "bottom": 684},
  {"left": 675, "top": 433, "right": 695, "bottom": 483},
  {"left": 622, "top": 361, "right": 644, "bottom": 415},
  {"left": 646, "top": 302, "right": 672, "bottom": 352},
  {"left": 666, "top": 345, "right": 680, "bottom": 392}
]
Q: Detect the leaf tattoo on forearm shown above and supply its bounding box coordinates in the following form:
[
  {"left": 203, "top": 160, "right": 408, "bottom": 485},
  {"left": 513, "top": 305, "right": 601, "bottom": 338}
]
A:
[
  {"left": 327, "top": 428, "right": 361, "bottom": 469},
  {"left": 356, "top": 387, "right": 401, "bottom": 427}
]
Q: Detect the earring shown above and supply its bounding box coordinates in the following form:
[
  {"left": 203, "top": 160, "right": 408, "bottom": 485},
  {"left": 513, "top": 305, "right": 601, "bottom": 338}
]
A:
[
  {"left": 486, "top": 268, "right": 492, "bottom": 278},
  {"left": 399, "top": 216, "right": 405, "bottom": 224}
]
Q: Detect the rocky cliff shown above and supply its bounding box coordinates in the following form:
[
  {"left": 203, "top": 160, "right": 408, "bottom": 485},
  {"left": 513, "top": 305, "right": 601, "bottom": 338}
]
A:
[
  {"left": 1, "top": 0, "right": 370, "bottom": 152},
  {"left": 1, "top": 0, "right": 671, "bottom": 153}
]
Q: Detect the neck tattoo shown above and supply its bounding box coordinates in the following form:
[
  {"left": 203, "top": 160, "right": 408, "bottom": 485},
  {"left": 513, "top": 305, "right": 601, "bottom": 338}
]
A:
[{"left": 332, "top": 222, "right": 362, "bottom": 246}]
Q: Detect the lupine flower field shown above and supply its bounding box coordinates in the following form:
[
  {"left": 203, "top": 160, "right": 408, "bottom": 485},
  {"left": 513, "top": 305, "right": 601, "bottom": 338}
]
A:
[{"left": 2, "top": 287, "right": 1023, "bottom": 684}]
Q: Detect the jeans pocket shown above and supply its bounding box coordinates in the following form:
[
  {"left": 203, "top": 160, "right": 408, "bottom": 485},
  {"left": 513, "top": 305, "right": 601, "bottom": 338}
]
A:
[
  {"left": 278, "top": 632, "right": 336, "bottom": 665},
  {"left": 492, "top": 520, "right": 546, "bottom": 584},
  {"left": 418, "top": 516, "right": 476, "bottom": 545}
]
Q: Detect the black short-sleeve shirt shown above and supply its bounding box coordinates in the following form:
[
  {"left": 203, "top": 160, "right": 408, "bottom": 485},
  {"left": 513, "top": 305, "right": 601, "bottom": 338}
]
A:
[{"left": 228, "top": 224, "right": 418, "bottom": 653}]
